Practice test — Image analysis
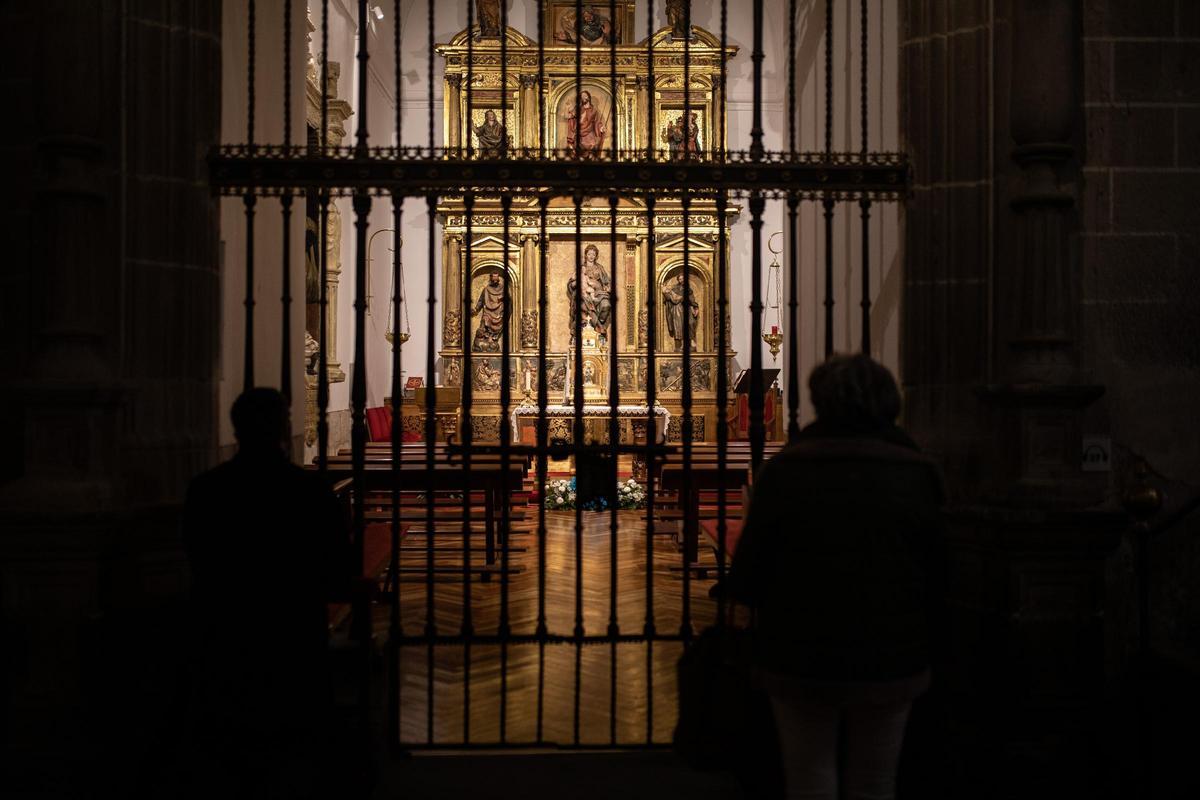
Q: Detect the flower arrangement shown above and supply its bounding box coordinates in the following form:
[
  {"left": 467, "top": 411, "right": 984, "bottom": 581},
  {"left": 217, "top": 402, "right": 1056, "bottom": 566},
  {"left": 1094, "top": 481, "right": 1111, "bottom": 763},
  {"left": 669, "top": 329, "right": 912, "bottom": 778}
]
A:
[
  {"left": 616, "top": 477, "right": 647, "bottom": 509},
  {"left": 544, "top": 478, "right": 576, "bottom": 510},
  {"left": 542, "top": 476, "right": 647, "bottom": 510}
]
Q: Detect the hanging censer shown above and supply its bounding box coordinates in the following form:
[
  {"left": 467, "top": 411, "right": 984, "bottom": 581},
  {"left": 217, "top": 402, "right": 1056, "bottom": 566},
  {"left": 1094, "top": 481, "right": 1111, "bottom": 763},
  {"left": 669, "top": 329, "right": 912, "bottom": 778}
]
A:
[
  {"left": 384, "top": 233, "right": 410, "bottom": 345},
  {"left": 761, "top": 231, "right": 783, "bottom": 361}
]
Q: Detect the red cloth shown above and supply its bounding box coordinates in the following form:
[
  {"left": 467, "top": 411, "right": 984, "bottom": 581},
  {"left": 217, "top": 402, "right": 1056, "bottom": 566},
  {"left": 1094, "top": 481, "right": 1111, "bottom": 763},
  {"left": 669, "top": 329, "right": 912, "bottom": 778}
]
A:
[
  {"left": 734, "top": 390, "right": 777, "bottom": 439},
  {"left": 365, "top": 406, "right": 393, "bottom": 442}
]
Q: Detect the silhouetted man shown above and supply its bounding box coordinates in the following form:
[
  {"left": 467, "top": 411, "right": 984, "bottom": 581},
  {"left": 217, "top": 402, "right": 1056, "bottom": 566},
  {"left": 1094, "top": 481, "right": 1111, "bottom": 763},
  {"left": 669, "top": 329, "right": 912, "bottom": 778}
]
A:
[{"left": 182, "top": 388, "right": 349, "bottom": 796}]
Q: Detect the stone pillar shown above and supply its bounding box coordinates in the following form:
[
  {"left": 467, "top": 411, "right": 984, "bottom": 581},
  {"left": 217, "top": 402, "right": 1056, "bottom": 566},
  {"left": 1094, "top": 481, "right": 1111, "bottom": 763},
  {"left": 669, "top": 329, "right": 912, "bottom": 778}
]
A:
[
  {"left": 979, "top": 0, "right": 1104, "bottom": 508},
  {"left": 0, "top": 0, "right": 222, "bottom": 786},
  {"left": 1006, "top": 0, "right": 1077, "bottom": 382},
  {"left": 899, "top": 3, "right": 1124, "bottom": 795}
]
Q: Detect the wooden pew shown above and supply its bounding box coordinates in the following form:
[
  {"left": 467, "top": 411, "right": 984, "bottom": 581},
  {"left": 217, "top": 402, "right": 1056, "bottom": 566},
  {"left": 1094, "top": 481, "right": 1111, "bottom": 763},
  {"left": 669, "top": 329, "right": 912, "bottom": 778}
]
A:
[
  {"left": 660, "top": 463, "right": 753, "bottom": 565},
  {"left": 312, "top": 462, "right": 524, "bottom": 574}
]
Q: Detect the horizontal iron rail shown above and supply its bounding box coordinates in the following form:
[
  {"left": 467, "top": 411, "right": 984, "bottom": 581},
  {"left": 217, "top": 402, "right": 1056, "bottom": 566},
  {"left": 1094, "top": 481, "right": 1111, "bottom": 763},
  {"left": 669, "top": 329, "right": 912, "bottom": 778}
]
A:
[
  {"left": 209, "top": 149, "right": 908, "bottom": 197},
  {"left": 398, "top": 743, "right": 676, "bottom": 751},
  {"left": 393, "top": 633, "right": 699, "bottom": 646}
]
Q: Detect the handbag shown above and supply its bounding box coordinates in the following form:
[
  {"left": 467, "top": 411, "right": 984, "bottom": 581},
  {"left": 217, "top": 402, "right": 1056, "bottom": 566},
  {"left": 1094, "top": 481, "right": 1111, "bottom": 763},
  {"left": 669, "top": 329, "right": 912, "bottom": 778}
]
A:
[{"left": 674, "top": 625, "right": 784, "bottom": 798}]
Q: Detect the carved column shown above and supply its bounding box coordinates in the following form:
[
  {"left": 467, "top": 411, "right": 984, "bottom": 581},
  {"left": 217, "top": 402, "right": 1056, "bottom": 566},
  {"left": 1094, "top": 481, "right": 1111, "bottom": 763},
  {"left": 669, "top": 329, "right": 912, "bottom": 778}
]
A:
[
  {"left": 519, "top": 73, "right": 539, "bottom": 153},
  {"left": 636, "top": 233, "right": 650, "bottom": 349},
  {"left": 443, "top": 233, "right": 463, "bottom": 350},
  {"left": 626, "top": 236, "right": 640, "bottom": 349},
  {"left": 445, "top": 74, "right": 463, "bottom": 153},
  {"left": 519, "top": 233, "right": 538, "bottom": 348},
  {"left": 1006, "top": 0, "right": 1079, "bottom": 383},
  {"left": 635, "top": 76, "right": 651, "bottom": 145},
  {"left": 900, "top": 4, "right": 1124, "bottom": 794}
]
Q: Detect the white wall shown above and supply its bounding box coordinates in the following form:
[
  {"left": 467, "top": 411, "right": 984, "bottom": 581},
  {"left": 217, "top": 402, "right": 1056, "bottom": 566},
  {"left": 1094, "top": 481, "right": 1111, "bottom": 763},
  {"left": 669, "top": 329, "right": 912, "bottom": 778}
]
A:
[
  {"left": 787, "top": 0, "right": 903, "bottom": 422},
  {"left": 219, "top": 0, "right": 901, "bottom": 447},
  {"left": 219, "top": 0, "right": 308, "bottom": 452}
]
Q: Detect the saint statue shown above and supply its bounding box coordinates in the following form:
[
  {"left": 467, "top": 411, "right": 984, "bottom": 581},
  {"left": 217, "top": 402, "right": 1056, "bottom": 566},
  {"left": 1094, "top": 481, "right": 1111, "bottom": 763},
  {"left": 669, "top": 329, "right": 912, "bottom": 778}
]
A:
[
  {"left": 663, "top": 273, "right": 700, "bottom": 352},
  {"left": 666, "top": 0, "right": 691, "bottom": 40},
  {"left": 554, "top": 7, "right": 616, "bottom": 45},
  {"left": 305, "top": 215, "right": 321, "bottom": 303},
  {"left": 565, "top": 90, "right": 606, "bottom": 157},
  {"left": 567, "top": 244, "right": 612, "bottom": 346},
  {"left": 470, "top": 272, "right": 510, "bottom": 352},
  {"left": 662, "top": 112, "right": 700, "bottom": 160},
  {"left": 473, "top": 109, "right": 508, "bottom": 155},
  {"left": 304, "top": 331, "right": 320, "bottom": 375},
  {"left": 476, "top": 0, "right": 502, "bottom": 39}
]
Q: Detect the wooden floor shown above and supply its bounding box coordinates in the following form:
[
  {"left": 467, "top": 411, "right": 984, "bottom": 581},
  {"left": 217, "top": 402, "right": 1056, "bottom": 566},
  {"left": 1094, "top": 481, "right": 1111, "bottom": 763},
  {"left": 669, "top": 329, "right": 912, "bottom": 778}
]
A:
[{"left": 371, "top": 508, "right": 728, "bottom": 747}]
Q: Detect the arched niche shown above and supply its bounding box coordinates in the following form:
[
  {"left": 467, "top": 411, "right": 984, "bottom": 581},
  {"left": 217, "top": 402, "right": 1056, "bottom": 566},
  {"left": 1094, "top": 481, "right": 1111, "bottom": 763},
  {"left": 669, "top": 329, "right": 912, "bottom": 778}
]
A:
[
  {"left": 546, "top": 79, "right": 622, "bottom": 154},
  {"left": 466, "top": 258, "right": 521, "bottom": 355},
  {"left": 657, "top": 259, "right": 710, "bottom": 354}
]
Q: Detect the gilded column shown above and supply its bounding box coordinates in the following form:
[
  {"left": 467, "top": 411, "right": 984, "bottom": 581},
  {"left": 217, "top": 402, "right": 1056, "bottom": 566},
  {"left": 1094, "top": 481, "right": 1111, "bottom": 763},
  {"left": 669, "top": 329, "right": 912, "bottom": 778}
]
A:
[
  {"left": 443, "top": 233, "right": 462, "bottom": 349},
  {"left": 635, "top": 75, "right": 650, "bottom": 153},
  {"left": 445, "top": 74, "right": 463, "bottom": 153},
  {"left": 519, "top": 74, "right": 539, "bottom": 154},
  {"left": 636, "top": 233, "right": 650, "bottom": 350},
  {"left": 519, "top": 233, "right": 538, "bottom": 349}
]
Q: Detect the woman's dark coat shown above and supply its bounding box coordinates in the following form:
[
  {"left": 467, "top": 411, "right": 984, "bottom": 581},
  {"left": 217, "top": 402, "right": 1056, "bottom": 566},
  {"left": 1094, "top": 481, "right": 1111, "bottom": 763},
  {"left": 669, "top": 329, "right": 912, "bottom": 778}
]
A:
[{"left": 727, "top": 421, "right": 946, "bottom": 682}]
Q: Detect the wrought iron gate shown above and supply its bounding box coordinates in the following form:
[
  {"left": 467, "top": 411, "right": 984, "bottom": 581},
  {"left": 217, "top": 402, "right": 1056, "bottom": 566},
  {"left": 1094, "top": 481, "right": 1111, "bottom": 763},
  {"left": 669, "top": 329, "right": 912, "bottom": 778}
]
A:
[{"left": 210, "top": 0, "right": 906, "bottom": 749}]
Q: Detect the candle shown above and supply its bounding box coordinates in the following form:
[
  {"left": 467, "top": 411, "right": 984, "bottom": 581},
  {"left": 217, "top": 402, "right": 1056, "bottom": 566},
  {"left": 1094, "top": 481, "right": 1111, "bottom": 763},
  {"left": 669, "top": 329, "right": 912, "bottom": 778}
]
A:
[
  {"left": 525, "top": 371, "right": 531, "bottom": 391},
  {"left": 771, "top": 325, "right": 778, "bottom": 335}
]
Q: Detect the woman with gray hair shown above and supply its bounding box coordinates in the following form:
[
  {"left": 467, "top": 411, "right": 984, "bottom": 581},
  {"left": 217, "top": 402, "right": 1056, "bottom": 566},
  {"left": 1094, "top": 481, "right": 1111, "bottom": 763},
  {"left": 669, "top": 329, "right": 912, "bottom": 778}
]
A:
[{"left": 728, "top": 354, "right": 946, "bottom": 800}]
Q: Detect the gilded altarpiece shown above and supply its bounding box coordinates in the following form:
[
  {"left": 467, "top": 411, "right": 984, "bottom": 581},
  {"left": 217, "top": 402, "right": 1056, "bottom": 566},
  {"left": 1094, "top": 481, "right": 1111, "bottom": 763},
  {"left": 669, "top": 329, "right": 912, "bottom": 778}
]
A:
[{"left": 435, "top": 22, "right": 737, "bottom": 442}]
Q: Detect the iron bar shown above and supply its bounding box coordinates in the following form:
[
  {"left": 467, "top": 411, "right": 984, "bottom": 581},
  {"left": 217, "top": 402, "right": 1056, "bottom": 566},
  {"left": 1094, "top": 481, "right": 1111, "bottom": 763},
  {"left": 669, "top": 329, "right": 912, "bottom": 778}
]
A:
[
  {"left": 498, "top": 0, "right": 513, "bottom": 747},
  {"left": 424, "top": 0, "right": 437, "bottom": 747},
  {"left": 787, "top": 193, "right": 801, "bottom": 441},
  {"left": 423, "top": 193, "right": 438, "bottom": 745},
  {"left": 860, "top": 0, "right": 872, "bottom": 353},
  {"left": 750, "top": 0, "right": 765, "bottom": 161},
  {"left": 823, "top": 0, "right": 835, "bottom": 359},
  {"left": 535, "top": 194, "right": 550, "bottom": 744},
  {"left": 317, "top": 0, "right": 331, "bottom": 474},
  {"left": 243, "top": 193, "right": 256, "bottom": 390},
  {"left": 211, "top": 152, "right": 908, "bottom": 196},
  {"left": 824, "top": 197, "right": 835, "bottom": 357},
  {"left": 388, "top": 196, "right": 403, "bottom": 750},
  {"left": 350, "top": 0, "right": 372, "bottom": 751},
  {"left": 572, "top": 185, "right": 584, "bottom": 747},
  {"left": 788, "top": 0, "right": 796, "bottom": 156},
  {"left": 749, "top": 0, "right": 767, "bottom": 470},
  {"left": 280, "top": 193, "right": 292, "bottom": 406},
  {"left": 242, "top": 0, "right": 256, "bottom": 389},
  {"left": 679, "top": 0, "right": 695, "bottom": 643},
  {"left": 607, "top": 0, "right": 621, "bottom": 749},
  {"left": 466, "top": 0, "right": 475, "bottom": 159},
  {"left": 749, "top": 191, "right": 766, "bottom": 471},
  {"left": 715, "top": 0, "right": 730, "bottom": 628},
  {"left": 280, "top": 0, "right": 293, "bottom": 409},
  {"left": 460, "top": 189, "right": 475, "bottom": 744},
  {"left": 644, "top": 14, "right": 659, "bottom": 735}
]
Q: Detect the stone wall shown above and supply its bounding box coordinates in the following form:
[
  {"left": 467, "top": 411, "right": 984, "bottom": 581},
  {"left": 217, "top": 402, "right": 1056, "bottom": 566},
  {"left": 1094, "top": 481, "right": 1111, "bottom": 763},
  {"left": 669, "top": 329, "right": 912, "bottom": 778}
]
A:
[
  {"left": 1080, "top": 0, "right": 1200, "bottom": 663},
  {"left": 0, "top": 1, "right": 223, "bottom": 788}
]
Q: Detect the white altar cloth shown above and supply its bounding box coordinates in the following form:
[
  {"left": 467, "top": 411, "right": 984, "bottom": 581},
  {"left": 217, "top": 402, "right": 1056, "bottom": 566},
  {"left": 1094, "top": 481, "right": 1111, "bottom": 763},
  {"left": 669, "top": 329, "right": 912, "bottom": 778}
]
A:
[{"left": 510, "top": 404, "right": 670, "bottom": 443}]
